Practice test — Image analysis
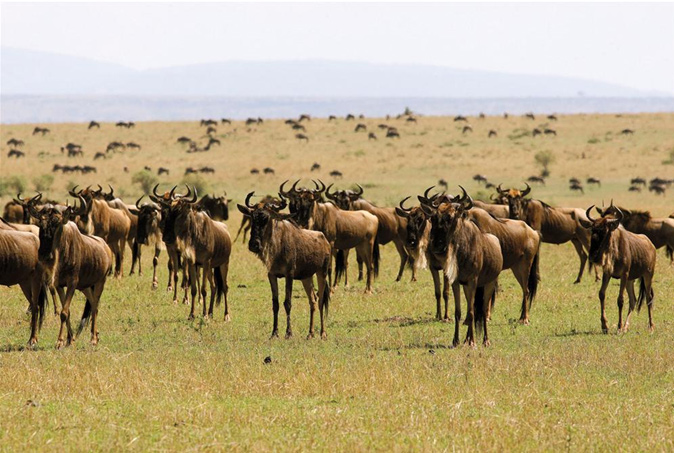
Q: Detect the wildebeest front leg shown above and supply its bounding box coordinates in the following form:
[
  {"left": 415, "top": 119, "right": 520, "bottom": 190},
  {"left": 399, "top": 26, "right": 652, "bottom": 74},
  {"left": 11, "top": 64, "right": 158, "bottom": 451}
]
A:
[
  {"left": 187, "top": 263, "right": 200, "bottom": 320},
  {"left": 56, "top": 286, "right": 77, "bottom": 349},
  {"left": 394, "top": 240, "right": 408, "bottom": 282},
  {"left": 616, "top": 276, "right": 628, "bottom": 332},
  {"left": 430, "top": 267, "right": 442, "bottom": 320},
  {"left": 624, "top": 279, "right": 637, "bottom": 332},
  {"left": 443, "top": 274, "right": 452, "bottom": 322},
  {"left": 598, "top": 272, "right": 611, "bottom": 333},
  {"left": 268, "top": 274, "right": 280, "bottom": 338},
  {"left": 301, "top": 278, "right": 316, "bottom": 339},
  {"left": 462, "top": 282, "right": 477, "bottom": 347},
  {"left": 571, "top": 238, "right": 588, "bottom": 284},
  {"left": 202, "top": 265, "right": 213, "bottom": 318},
  {"left": 152, "top": 247, "right": 160, "bottom": 289},
  {"left": 284, "top": 277, "right": 293, "bottom": 339},
  {"left": 452, "top": 281, "right": 462, "bottom": 347}
]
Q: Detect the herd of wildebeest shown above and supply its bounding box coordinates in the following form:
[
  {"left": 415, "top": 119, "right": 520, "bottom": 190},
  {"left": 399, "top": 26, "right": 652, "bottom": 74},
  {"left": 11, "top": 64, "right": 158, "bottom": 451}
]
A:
[{"left": 1, "top": 113, "right": 673, "bottom": 349}]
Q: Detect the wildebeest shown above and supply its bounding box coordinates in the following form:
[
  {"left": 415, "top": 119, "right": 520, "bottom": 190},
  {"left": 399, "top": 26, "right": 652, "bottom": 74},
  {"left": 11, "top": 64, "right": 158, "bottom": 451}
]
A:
[
  {"left": 329, "top": 170, "right": 343, "bottom": 178},
  {"left": 631, "top": 177, "right": 646, "bottom": 187},
  {"left": 581, "top": 205, "right": 656, "bottom": 333},
  {"left": 234, "top": 194, "right": 280, "bottom": 243},
  {"left": 250, "top": 168, "right": 260, "bottom": 175},
  {"left": 386, "top": 128, "right": 400, "bottom": 139},
  {"left": 0, "top": 219, "right": 47, "bottom": 346},
  {"left": 196, "top": 193, "right": 231, "bottom": 221},
  {"left": 199, "top": 166, "right": 215, "bottom": 174},
  {"left": 368, "top": 132, "right": 377, "bottom": 141},
  {"left": 106, "top": 141, "right": 126, "bottom": 153},
  {"left": 158, "top": 167, "right": 169, "bottom": 176},
  {"left": 649, "top": 184, "right": 666, "bottom": 195},
  {"left": 354, "top": 123, "right": 367, "bottom": 132},
  {"left": 438, "top": 179, "right": 448, "bottom": 190},
  {"left": 206, "top": 126, "right": 217, "bottom": 135},
  {"left": 184, "top": 167, "right": 197, "bottom": 176},
  {"left": 94, "top": 152, "right": 106, "bottom": 160},
  {"left": 29, "top": 200, "right": 113, "bottom": 348},
  {"left": 311, "top": 162, "right": 321, "bottom": 172},
  {"left": 7, "top": 149, "right": 25, "bottom": 158},
  {"left": 221, "top": 118, "right": 232, "bottom": 124},
  {"left": 525, "top": 113, "right": 535, "bottom": 120},
  {"left": 420, "top": 190, "right": 503, "bottom": 346},
  {"left": 200, "top": 119, "right": 218, "bottom": 127},
  {"left": 299, "top": 114, "right": 311, "bottom": 122},
  {"left": 570, "top": 182, "right": 584, "bottom": 194},
  {"left": 292, "top": 124, "right": 306, "bottom": 132},
  {"left": 462, "top": 125, "right": 473, "bottom": 134},
  {"left": 547, "top": 115, "right": 558, "bottom": 121},
  {"left": 498, "top": 184, "right": 597, "bottom": 283},
  {"left": 159, "top": 187, "right": 232, "bottom": 320},
  {"left": 88, "top": 121, "right": 101, "bottom": 129},
  {"left": 7, "top": 138, "right": 24, "bottom": 147},
  {"left": 238, "top": 193, "right": 331, "bottom": 339},
  {"left": 473, "top": 174, "right": 488, "bottom": 185},
  {"left": 263, "top": 167, "right": 275, "bottom": 175},
  {"left": 527, "top": 176, "right": 546, "bottom": 185},
  {"left": 134, "top": 196, "right": 165, "bottom": 289},
  {"left": 295, "top": 133, "right": 309, "bottom": 142},
  {"left": 587, "top": 177, "right": 601, "bottom": 187},
  {"left": 532, "top": 128, "right": 542, "bottom": 137},
  {"left": 328, "top": 115, "right": 337, "bottom": 121},
  {"left": 569, "top": 178, "right": 580, "bottom": 185},
  {"left": 488, "top": 130, "right": 497, "bottom": 138},
  {"left": 628, "top": 185, "right": 642, "bottom": 193},
  {"left": 33, "top": 127, "right": 50, "bottom": 136},
  {"left": 406, "top": 117, "right": 417, "bottom": 123},
  {"left": 378, "top": 124, "right": 389, "bottom": 130},
  {"left": 453, "top": 115, "right": 467, "bottom": 122},
  {"left": 326, "top": 184, "right": 412, "bottom": 282},
  {"left": 346, "top": 114, "right": 355, "bottom": 121},
  {"left": 621, "top": 129, "right": 635, "bottom": 135},
  {"left": 126, "top": 142, "right": 141, "bottom": 150},
  {"left": 207, "top": 137, "right": 221, "bottom": 147},
  {"left": 177, "top": 136, "right": 192, "bottom": 144},
  {"left": 280, "top": 180, "right": 380, "bottom": 293},
  {"left": 245, "top": 118, "right": 257, "bottom": 126},
  {"left": 544, "top": 128, "right": 557, "bottom": 136}
]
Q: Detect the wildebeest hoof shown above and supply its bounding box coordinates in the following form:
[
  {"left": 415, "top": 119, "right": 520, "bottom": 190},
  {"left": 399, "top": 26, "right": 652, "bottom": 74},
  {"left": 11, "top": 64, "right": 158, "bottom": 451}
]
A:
[
  {"left": 224, "top": 314, "right": 231, "bottom": 322},
  {"left": 321, "top": 332, "right": 327, "bottom": 340},
  {"left": 152, "top": 282, "right": 158, "bottom": 290},
  {"left": 483, "top": 339, "right": 491, "bottom": 347},
  {"left": 573, "top": 279, "right": 581, "bottom": 284},
  {"left": 167, "top": 286, "right": 173, "bottom": 292},
  {"left": 55, "top": 340, "right": 65, "bottom": 350},
  {"left": 270, "top": 331, "right": 279, "bottom": 339},
  {"left": 285, "top": 332, "right": 293, "bottom": 339},
  {"left": 443, "top": 317, "right": 453, "bottom": 324},
  {"left": 187, "top": 314, "right": 195, "bottom": 321},
  {"left": 518, "top": 318, "right": 530, "bottom": 325},
  {"left": 306, "top": 332, "right": 315, "bottom": 340}
]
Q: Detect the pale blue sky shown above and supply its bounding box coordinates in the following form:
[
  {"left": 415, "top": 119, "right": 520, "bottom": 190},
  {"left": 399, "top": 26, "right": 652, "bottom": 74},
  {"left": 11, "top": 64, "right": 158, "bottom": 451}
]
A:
[{"left": 2, "top": 2, "right": 673, "bottom": 94}]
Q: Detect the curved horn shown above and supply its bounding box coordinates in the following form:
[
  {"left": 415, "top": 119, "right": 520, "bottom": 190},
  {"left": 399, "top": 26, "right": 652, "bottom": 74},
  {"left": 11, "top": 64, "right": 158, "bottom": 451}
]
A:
[
  {"left": 325, "top": 183, "right": 336, "bottom": 200},
  {"left": 273, "top": 193, "right": 287, "bottom": 210},
  {"left": 463, "top": 194, "right": 474, "bottom": 210},
  {"left": 612, "top": 206, "right": 623, "bottom": 222},
  {"left": 77, "top": 194, "right": 87, "bottom": 214},
  {"left": 585, "top": 205, "right": 597, "bottom": 223},
  {"left": 68, "top": 185, "right": 80, "bottom": 197},
  {"left": 521, "top": 182, "right": 531, "bottom": 197},
  {"left": 458, "top": 185, "right": 469, "bottom": 203},
  {"left": 497, "top": 183, "right": 507, "bottom": 195},
  {"left": 399, "top": 196, "right": 412, "bottom": 212},
  {"left": 316, "top": 179, "right": 326, "bottom": 193},
  {"left": 108, "top": 184, "right": 115, "bottom": 197},
  {"left": 95, "top": 184, "right": 103, "bottom": 194},
  {"left": 279, "top": 180, "right": 291, "bottom": 197},
  {"left": 189, "top": 186, "right": 198, "bottom": 203},
  {"left": 245, "top": 192, "right": 255, "bottom": 208},
  {"left": 135, "top": 195, "right": 144, "bottom": 209},
  {"left": 16, "top": 193, "right": 25, "bottom": 202},
  {"left": 355, "top": 184, "right": 364, "bottom": 196},
  {"left": 291, "top": 180, "right": 301, "bottom": 193},
  {"left": 423, "top": 186, "right": 436, "bottom": 199},
  {"left": 152, "top": 183, "right": 162, "bottom": 197},
  {"left": 169, "top": 185, "right": 178, "bottom": 199}
]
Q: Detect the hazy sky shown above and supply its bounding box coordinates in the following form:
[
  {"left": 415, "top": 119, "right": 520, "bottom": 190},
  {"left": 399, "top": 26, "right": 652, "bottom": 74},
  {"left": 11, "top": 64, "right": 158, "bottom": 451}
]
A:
[{"left": 2, "top": 2, "right": 673, "bottom": 94}]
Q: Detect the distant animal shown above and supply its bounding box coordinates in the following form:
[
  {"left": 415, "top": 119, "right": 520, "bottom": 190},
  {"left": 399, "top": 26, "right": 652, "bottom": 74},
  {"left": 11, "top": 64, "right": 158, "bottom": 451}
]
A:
[
  {"left": 285, "top": 119, "right": 297, "bottom": 125},
  {"left": 292, "top": 124, "right": 306, "bottom": 132},
  {"left": 386, "top": 129, "right": 400, "bottom": 139},
  {"left": 7, "top": 138, "right": 24, "bottom": 147},
  {"left": 106, "top": 141, "right": 125, "bottom": 152},
  {"left": 32, "top": 127, "right": 50, "bottom": 136},
  {"left": 126, "top": 142, "right": 141, "bottom": 150},
  {"left": 488, "top": 130, "right": 497, "bottom": 138},
  {"left": 328, "top": 115, "right": 337, "bottom": 121},
  {"left": 503, "top": 112, "right": 509, "bottom": 119},
  {"left": 570, "top": 182, "right": 584, "bottom": 194},
  {"left": 406, "top": 117, "right": 417, "bottom": 123},
  {"left": 621, "top": 129, "right": 635, "bottom": 135},
  {"left": 532, "top": 128, "right": 542, "bottom": 137},
  {"left": 628, "top": 186, "right": 642, "bottom": 193},
  {"left": 250, "top": 168, "right": 260, "bottom": 175},
  {"left": 437, "top": 179, "right": 448, "bottom": 190},
  {"left": 263, "top": 167, "right": 275, "bottom": 175},
  {"left": 346, "top": 114, "right": 355, "bottom": 121},
  {"left": 473, "top": 174, "right": 488, "bottom": 185},
  {"left": 93, "top": 152, "right": 106, "bottom": 160},
  {"left": 311, "top": 163, "right": 321, "bottom": 172},
  {"left": 354, "top": 123, "right": 367, "bottom": 132},
  {"left": 527, "top": 176, "right": 546, "bottom": 185},
  {"left": 462, "top": 125, "right": 473, "bottom": 134},
  {"left": 185, "top": 167, "right": 197, "bottom": 176},
  {"left": 368, "top": 132, "right": 377, "bottom": 141},
  {"left": 649, "top": 184, "right": 666, "bottom": 196},
  {"left": 88, "top": 121, "right": 101, "bottom": 129},
  {"left": 177, "top": 136, "right": 192, "bottom": 144},
  {"left": 206, "top": 126, "right": 217, "bottom": 135},
  {"left": 587, "top": 177, "right": 601, "bottom": 187},
  {"left": 569, "top": 178, "right": 581, "bottom": 185},
  {"left": 295, "top": 133, "right": 309, "bottom": 142},
  {"left": 245, "top": 118, "right": 257, "bottom": 126},
  {"left": 525, "top": 113, "right": 535, "bottom": 120},
  {"left": 377, "top": 124, "right": 389, "bottom": 130},
  {"left": 547, "top": 115, "right": 558, "bottom": 121},
  {"left": 199, "top": 166, "right": 215, "bottom": 174},
  {"left": 631, "top": 177, "right": 647, "bottom": 187},
  {"left": 544, "top": 128, "right": 557, "bottom": 136},
  {"left": 299, "top": 114, "right": 311, "bottom": 122},
  {"left": 200, "top": 119, "right": 218, "bottom": 127},
  {"left": 7, "top": 149, "right": 25, "bottom": 158},
  {"left": 157, "top": 167, "right": 170, "bottom": 176},
  {"left": 453, "top": 115, "right": 467, "bottom": 122},
  {"left": 207, "top": 137, "right": 221, "bottom": 147},
  {"left": 330, "top": 170, "right": 343, "bottom": 178},
  {"left": 478, "top": 113, "right": 486, "bottom": 119},
  {"left": 221, "top": 118, "right": 232, "bottom": 124}
]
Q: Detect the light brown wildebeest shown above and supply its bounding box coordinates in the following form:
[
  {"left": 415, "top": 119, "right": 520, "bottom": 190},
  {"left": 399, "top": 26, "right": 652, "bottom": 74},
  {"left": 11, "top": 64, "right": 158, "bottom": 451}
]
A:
[
  {"left": 238, "top": 193, "right": 331, "bottom": 339},
  {"left": 29, "top": 200, "right": 113, "bottom": 348},
  {"left": 581, "top": 205, "right": 656, "bottom": 333}
]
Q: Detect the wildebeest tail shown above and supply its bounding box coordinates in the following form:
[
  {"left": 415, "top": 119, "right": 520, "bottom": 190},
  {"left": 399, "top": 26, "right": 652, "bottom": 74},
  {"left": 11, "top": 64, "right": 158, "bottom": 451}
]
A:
[
  {"left": 474, "top": 286, "right": 487, "bottom": 335},
  {"left": 373, "top": 240, "right": 380, "bottom": 278},
  {"left": 637, "top": 277, "right": 654, "bottom": 312},
  {"left": 666, "top": 245, "right": 673, "bottom": 263},
  {"left": 37, "top": 285, "right": 48, "bottom": 330},
  {"left": 213, "top": 266, "right": 225, "bottom": 306},
  {"left": 77, "top": 298, "right": 93, "bottom": 335},
  {"left": 335, "top": 249, "right": 346, "bottom": 282},
  {"left": 131, "top": 240, "right": 140, "bottom": 268},
  {"left": 527, "top": 250, "right": 540, "bottom": 308}
]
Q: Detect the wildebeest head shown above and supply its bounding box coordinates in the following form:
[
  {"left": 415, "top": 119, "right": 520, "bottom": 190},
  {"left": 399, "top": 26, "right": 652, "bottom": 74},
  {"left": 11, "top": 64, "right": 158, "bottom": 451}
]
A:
[
  {"left": 196, "top": 193, "right": 231, "bottom": 221},
  {"left": 421, "top": 186, "right": 471, "bottom": 255},
  {"left": 279, "top": 179, "right": 323, "bottom": 228},
  {"left": 13, "top": 193, "right": 43, "bottom": 224},
  {"left": 580, "top": 204, "right": 622, "bottom": 264},
  {"left": 237, "top": 192, "right": 290, "bottom": 254},
  {"left": 29, "top": 197, "right": 79, "bottom": 260},
  {"left": 497, "top": 183, "right": 531, "bottom": 220},
  {"left": 395, "top": 196, "right": 428, "bottom": 249},
  {"left": 135, "top": 195, "right": 161, "bottom": 246},
  {"left": 325, "top": 184, "right": 362, "bottom": 210},
  {"left": 159, "top": 186, "right": 197, "bottom": 245}
]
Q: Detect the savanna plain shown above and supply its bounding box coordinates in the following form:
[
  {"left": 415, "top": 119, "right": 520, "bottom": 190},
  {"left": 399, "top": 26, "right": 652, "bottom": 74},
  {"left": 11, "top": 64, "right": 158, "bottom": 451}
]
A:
[{"left": 1, "top": 112, "right": 673, "bottom": 451}]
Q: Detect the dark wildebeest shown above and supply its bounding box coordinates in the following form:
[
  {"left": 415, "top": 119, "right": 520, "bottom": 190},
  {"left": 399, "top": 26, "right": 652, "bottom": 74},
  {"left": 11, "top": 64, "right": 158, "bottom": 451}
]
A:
[
  {"left": 649, "top": 184, "right": 666, "bottom": 196},
  {"left": 544, "top": 128, "right": 557, "bottom": 136},
  {"left": 7, "top": 149, "right": 25, "bottom": 158},
  {"left": 453, "top": 115, "right": 467, "bottom": 122},
  {"left": 94, "top": 152, "right": 106, "bottom": 160},
  {"left": 527, "top": 176, "right": 546, "bottom": 186},
  {"left": 185, "top": 167, "right": 197, "bottom": 176},
  {"left": 295, "top": 133, "right": 309, "bottom": 142},
  {"left": 7, "top": 138, "right": 24, "bottom": 147},
  {"left": 107, "top": 141, "right": 125, "bottom": 153},
  {"left": 368, "top": 132, "right": 377, "bottom": 141},
  {"left": 587, "top": 177, "right": 601, "bottom": 187},
  {"left": 206, "top": 126, "right": 217, "bottom": 135},
  {"left": 547, "top": 115, "right": 558, "bottom": 121},
  {"left": 299, "top": 114, "right": 311, "bottom": 122},
  {"left": 135, "top": 196, "right": 165, "bottom": 289},
  {"left": 0, "top": 219, "right": 47, "bottom": 346},
  {"left": 473, "top": 174, "right": 488, "bottom": 185},
  {"left": 354, "top": 123, "right": 367, "bottom": 132},
  {"left": 221, "top": 118, "right": 232, "bottom": 124},
  {"left": 238, "top": 193, "right": 331, "bottom": 339},
  {"left": 160, "top": 187, "right": 232, "bottom": 320},
  {"left": 328, "top": 115, "right": 337, "bottom": 121},
  {"left": 378, "top": 124, "right": 389, "bottom": 130},
  {"left": 438, "top": 179, "right": 448, "bottom": 190},
  {"left": 569, "top": 178, "right": 580, "bottom": 185},
  {"left": 621, "top": 129, "right": 634, "bottom": 135},
  {"left": 628, "top": 186, "right": 642, "bottom": 193},
  {"left": 631, "top": 177, "right": 646, "bottom": 187},
  {"left": 498, "top": 183, "right": 597, "bottom": 283},
  {"left": 250, "top": 168, "right": 260, "bottom": 174},
  {"left": 199, "top": 166, "right": 215, "bottom": 174},
  {"left": 462, "top": 125, "right": 473, "bottom": 134},
  {"left": 422, "top": 190, "right": 503, "bottom": 346},
  {"left": 326, "top": 184, "right": 411, "bottom": 282},
  {"left": 311, "top": 162, "right": 321, "bottom": 172},
  {"left": 177, "top": 136, "right": 192, "bottom": 144},
  {"left": 525, "top": 113, "right": 535, "bottom": 120},
  {"left": 346, "top": 114, "right": 355, "bottom": 121},
  {"left": 200, "top": 119, "right": 218, "bottom": 127},
  {"left": 386, "top": 129, "right": 400, "bottom": 139},
  {"left": 488, "top": 130, "right": 497, "bottom": 138},
  {"left": 196, "top": 193, "right": 231, "bottom": 221},
  {"left": 126, "top": 142, "right": 141, "bottom": 150},
  {"left": 207, "top": 137, "right": 221, "bottom": 147},
  {"left": 29, "top": 200, "right": 113, "bottom": 348},
  {"left": 115, "top": 122, "right": 127, "bottom": 128},
  {"left": 581, "top": 205, "right": 656, "bottom": 333},
  {"left": 234, "top": 194, "right": 280, "bottom": 243},
  {"left": 33, "top": 127, "right": 50, "bottom": 136},
  {"left": 263, "top": 167, "right": 275, "bottom": 175},
  {"left": 406, "top": 117, "right": 417, "bottom": 123},
  {"left": 157, "top": 167, "right": 170, "bottom": 176},
  {"left": 280, "top": 180, "right": 379, "bottom": 293},
  {"left": 532, "top": 128, "right": 542, "bottom": 137},
  {"left": 292, "top": 124, "right": 306, "bottom": 132},
  {"left": 330, "top": 170, "right": 343, "bottom": 178},
  {"left": 570, "top": 182, "right": 584, "bottom": 194},
  {"left": 88, "top": 121, "right": 101, "bottom": 129},
  {"left": 246, "top": 118, "right": 257, "bottom": 126}
]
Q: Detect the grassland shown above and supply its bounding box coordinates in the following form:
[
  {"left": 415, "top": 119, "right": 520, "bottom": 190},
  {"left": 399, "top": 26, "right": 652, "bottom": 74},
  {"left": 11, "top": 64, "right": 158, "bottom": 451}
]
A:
[{"left": 0, "top": 113, "right": 673, "bottom": 451}]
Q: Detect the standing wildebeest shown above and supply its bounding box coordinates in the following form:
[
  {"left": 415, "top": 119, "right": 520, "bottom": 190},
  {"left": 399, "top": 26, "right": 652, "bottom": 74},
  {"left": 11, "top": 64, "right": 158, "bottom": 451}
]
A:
[
  {"left": 422, "top": 191, "right": 503, "bottom": 346},
  {"left": 295, "top": 133, "right": 309, "bottom": 142},
  {"left": 177, "top": 136, "right": 192, "bottom": 144},
  {"left": 0, "top": 219, "right": 47, "bottom": 346},
  {"left": 473, "top": 174, "right": 488, "bottom": 185},
  {"left": 532, "top": 128, "right": 542, "bottom": 137},
  {"left": 621, "top": 129, "right": 635, "bottom": 135},
  {"left": 33, "top": 127, "right": 50, "bottom": 136},
  {"left": 386, "top": 129, "right": 400, "bottom": 139},
  {"left": 326, "top": 184, "right": 412, "bottom": 282},
  {"left": 126, "top": 142, "right": 141, "bottom": 150},
  {"left": 406, "top": 117, "right": 417, "bottom": 123},
  {"left": 280, "top": 180, "right": 379, "bottom": 293},
  {"left": 158, "top": 167, "right": 170, "bottom": 176},
  {"left": 547, "top": 115, "right": 558, "bottom": 121},
  {"left": 250, "top": 168, "right": 260, "bottom": 175},
  {"left": 570, "top": 182, "right": 584, "bottom": 194},
  {"left": 544, "top": 128, "right": 557, "bottom": 136},
  {"left": 88, "top": 121, "right": 101, "bottom": 129},
  {"left": 330, "top": 170, "right": 343, "bottom": 178},
  {"left": 94, "top": 152, "right": 106, "bottom": 160},
  {"left": 368, "top": 132, "right": 377, "bottom": 141},
  {"left": 587, "top": 177, "right": 601, "bottom": 187},
  {"left": 7, "top": 149, "right": 25, "bottom": 158},
  {"left": 346, "top": 114, "right": 355, "bottom": 121},
  {"left": 238, "top": 193, "right": 331, "bottom": 339},
  {"left": 160, "top": 187, "right": 232, "bottom": 320},
  {"left": 498, "top": 184, "right": 597, "bottom": 283},
  {"left": 649, "top": 184, "right": 666, "bottom": 196},
  {"left": 292, "top": 123, "right": 306, "bottom": 132},
  {"left": 488, "top": 130, "right": 497, "bottom": 138},
  {"left": 354, "top": 123, "right": 367, "bottom": 132},
  {"left": 221, "top": 118, "right": 232, "bottom": 124},
  {"left": 462, "top": 125, "right": 473, "bottom": 134},
  {"left": 631, "top": 177, "right": 647, "bottom": 187},
  {"left": 234, "top": 194, "right": 280, "bottom": 243},
  {"left": 299, "top": 114, "right": 311, "bottom": 122},
  {"left": 135, "top": 196, "right": 165, "bottom": 289},
  {"left": 7, "top": 138, "right": 24, "bottom": 147},
  {"left": 311, "top": 162, "right": 321, "bottom": 172},
  {"left": 29, "top": 201, "right": 113, "bottom": 348},
  {"left": 527, "top": 176, "right": 546, "bottom": 186},
  {"left": 581, "top": 206, "right": 656, "bottom": 333},
  {"left": 196, "top": 193, "right": 231, "bottom": 221},
  {"left": 328, "top": 115, "right": 337, "bottom": 121},
  {"left": 200, "top": 119, "right": 218, "bottom": 127},
  {"left": 525, "top": 113, "right": 535, "bottom": 120},
  {"left": 263, "top": 167, "right": 275, "bottom": 175},
  {"left": 453, "top": 115, "right": 467, "bottom": 122}
]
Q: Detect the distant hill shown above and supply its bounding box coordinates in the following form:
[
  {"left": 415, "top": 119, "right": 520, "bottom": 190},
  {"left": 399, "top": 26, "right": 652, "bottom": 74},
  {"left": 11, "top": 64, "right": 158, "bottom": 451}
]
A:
[{"left": 2, "top": 47, "right": 667, "bottom": 98}]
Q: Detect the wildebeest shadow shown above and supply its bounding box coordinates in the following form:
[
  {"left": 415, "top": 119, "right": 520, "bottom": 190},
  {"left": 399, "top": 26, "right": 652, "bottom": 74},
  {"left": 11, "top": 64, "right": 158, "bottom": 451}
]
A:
[{"left": 554, "top": 329, "right": 596, "bottom": 337}]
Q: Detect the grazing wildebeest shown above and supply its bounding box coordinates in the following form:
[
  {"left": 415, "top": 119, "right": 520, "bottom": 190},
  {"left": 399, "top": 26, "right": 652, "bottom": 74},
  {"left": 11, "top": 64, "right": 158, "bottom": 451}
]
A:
[
  {"left": 649, "top": 184, "right": 666, "bottom": 196},
  {"left": 238, "top": 193, "right": 331, "bottom": 339},
  {"left": 478, "top": 113, "right": 485, "bottom": 119},
  {"left": 354, "top": 123, "right": 367, "bottom": 132},
  {"left": 570, "top": 182, "right": 584, "bottom": 194},
  {"left": 199, "top": 166, "right": 215, "bottom": 174},
  {"left": 126, "top": 142, "right": 141, "bottom": 150},
  {"left": 326, "top": 184, "right": 412, "bottom": 282},
  {"left": 184, "top": 167, "right": 197, "bottom": 176},
  {"left": 299, "top": 114, "right": 311, "bottom": 122},
  {"left": 250, "top": 168, "right": 260, "bottom": 175},
  {"left": 581, "top": 205, "right": 656, "bottom": 333},
  {"left": 328, "top": 115, "right": 337, "bottom": 121},
  {"left": 598, "top": 206, "right": 674, "bottom": 264},
  {"left": 7, "top": 149, "right": 25, "bottom": 158},
  {"left": 62, "top": 143, "right": 82, "bottom": 153},
  {"left": 29, "top": 200, "right": 113, "bottom": 348},
  {"left": 200, "top": 119, "right": 218, "bottom": 127},
  {"left": 525, "top": 113, "right": 535, "bottom": 120},
  {"left": 621, "top": 129, "right": 635, "bottom": 135},
  {"left": 532, "top": 128, "right": 542, "bottom": 137},
  {"left": 386, "top": 129, "right": 400, "bottom": 139},
  {"left": 33, "top": 127, "right": 50, "bottom": 136},
  {"left": 378, "top": 124, "right": 389, "bottom": 130},
  {"left": 346, "top": 114, "right": 355, "bottom": 121},
  {"left": 569, "top": 178, "right": 580, "bottom": 185},
  {"left": 285, "top": 119, "right": 297, "bottom": 125},
  {"left": 329, "top": 170, "right": 343, "bottom": 178},
  {"left": 207, "top": 137, "right": 221, "bottom": 147},
  {"left": 81, "top": 165, "right": 97, "bottom": 174},
  {"left": 88, "top": 121, "right": 101, "bottom": 129},
  {"left": 280, "top": 180, "right": 380, "bottom": 293},
  {"left": 7, "top": 138, "right": 24, "bottom": 147},
  {"left": 106, "top": 141, "right": 125, "bottom": 152},
  {"left": 263, "top": 167, "right": 275, "bottom": 175},
  {"left": 406, "top": 116, "right": 417, "bottom": 123},
  {"left": 246, "top": 118, "right": 257, "bottom": 126},
  {"left": 628, "top": 186, "right": 642, "bottom": 193},
  {"left": 158, "top": 167, "right": 169, "bottom": 176},
  {"left": 135, "top": 196, "right": 165, "bottom": 289},
  {"left": 115, "top": 122, "right": 127, "bottom": 128},
  {"left": 544, "top": 128, "right": 557, "bottom": 136},
  {"left": 292, "top": 124, "right": 306, "bottom": 132},
  {"left": 206, "top": 126, "right": 217, "bottom": 135},
  {"left": 311, "top": 162, "right": 321, "bottom": 172},
  {"left": 160, "top": 187, "right": 232, "bottom": 320},
  {"left": 437, "top": 179, "right": 448, "bottom": 190},
  {"left": 94, "top": 152, "right": 106, "bottom": 160},
  {"left": 295, "top": 133, "right": 309, "bottom": 142},
  {"left": 177, "top": 136, "right": 192, "bottom": 144},
  {"left": 547, "top": 115, "right": 558, "bottom": 121},
  {"left": 527, "top": 176, "right": 546, "bottom": 185},
  {"left": 488, "top": 130, "right": 497, "bottom": 138},
  {"left": 144, "top": 166, "right": 152, "bottom": 172},
  {"left": 498, "top": 184, "right": 597, "bottom": 283},
  {"left": 587, "top": 177, "right": 601, "bottom": 187},
  {"left": 453, "top": 115, "right": 467, "bottom": 122},
  {"left": 462, "top": 125, "right": 473, "bottom": 134},
  {"left": 631, "top": 177, "right": 647, "bottom": 187},
  {"left": 422, "top": 191, "right": 503, "bottom": 346},
  {"left": 221, "top": 118, "right": 232, "bottom": 124},
  {"left": 368, "top": 132, "right": 377, "bottom": 141},
  {"left": 473, "top": 174, "right": 488, "bottom": 185}
]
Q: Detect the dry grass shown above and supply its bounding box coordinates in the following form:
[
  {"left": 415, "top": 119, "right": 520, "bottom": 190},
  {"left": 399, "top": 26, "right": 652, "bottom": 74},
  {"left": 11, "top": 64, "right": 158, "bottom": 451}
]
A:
[{"left": 0, "top": 113, "right": 673, "bottom": 451}]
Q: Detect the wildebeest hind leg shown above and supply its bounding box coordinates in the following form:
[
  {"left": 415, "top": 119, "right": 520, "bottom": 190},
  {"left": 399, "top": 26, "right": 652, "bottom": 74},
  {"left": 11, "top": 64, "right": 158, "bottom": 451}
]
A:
[
  {"left": 283, "top": 277, "right": 293, "bottom": 338},
  {"left": 571, "top": 239, "right": 588, "bottom": 284},
  {"left": 301, "top": 278, "right": 316, "bottom": 339}
]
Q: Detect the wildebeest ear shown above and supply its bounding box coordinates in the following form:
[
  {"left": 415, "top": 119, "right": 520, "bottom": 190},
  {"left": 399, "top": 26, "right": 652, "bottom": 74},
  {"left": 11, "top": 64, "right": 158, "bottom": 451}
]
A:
[
  {"left": 579, "top": 218, "right": 593, "bottom": 229},
  {"left": 227, "top": 198, "right": 233, "bottom": 203},
  {"left": 395, "top": 207, "right": 409, "bottom": 218},
  {"left": 608, "top": 219, "right": 620, "bottom": 231},
  {"left": 62, "top": 206, "right": 74, "bottom": 223},
  {"left": 237, "top": 204, "right": 251, "bottom": 216},
  {"left": 595, "top": 207, "right": 604, "bottom": 216}
]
